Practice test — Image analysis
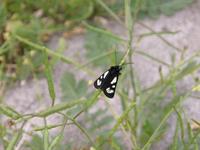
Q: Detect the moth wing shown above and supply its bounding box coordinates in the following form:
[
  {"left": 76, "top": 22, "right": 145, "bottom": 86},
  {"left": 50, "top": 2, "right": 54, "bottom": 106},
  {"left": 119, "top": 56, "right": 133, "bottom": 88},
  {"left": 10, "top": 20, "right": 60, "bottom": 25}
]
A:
[
  {"left": 94, "top": 70, "right": 110, "bottom": 89},
  {"left": 102, "top": 75, "right": 119, "bottom": 98}
]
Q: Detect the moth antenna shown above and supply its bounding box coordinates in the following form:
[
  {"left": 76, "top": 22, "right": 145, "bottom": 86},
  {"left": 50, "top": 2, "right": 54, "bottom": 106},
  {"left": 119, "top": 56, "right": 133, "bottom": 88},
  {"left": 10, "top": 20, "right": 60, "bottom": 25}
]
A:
[
  {"left": 121, "top": 62, "right": 134, "bottom": 66},
  {"left": 115, "top": 47, "right": 117, "bottom": 65}
]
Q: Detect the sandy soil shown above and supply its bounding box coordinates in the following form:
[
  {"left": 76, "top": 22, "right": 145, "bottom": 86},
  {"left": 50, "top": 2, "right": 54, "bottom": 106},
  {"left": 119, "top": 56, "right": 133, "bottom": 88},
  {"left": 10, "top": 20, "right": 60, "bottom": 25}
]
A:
[{"left": 2, "top": 1, "right": 200, "bottom": 149}]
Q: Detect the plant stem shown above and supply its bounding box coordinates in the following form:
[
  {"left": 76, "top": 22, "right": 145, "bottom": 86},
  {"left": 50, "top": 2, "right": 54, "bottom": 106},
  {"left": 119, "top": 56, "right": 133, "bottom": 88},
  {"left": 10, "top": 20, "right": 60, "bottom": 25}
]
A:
[
  {"left": 96, "top": 0, "right": 125, "bottom": 27},
  {"left": 138, "top": 21, "right": 182, "bottom": 52},
  {"left": 125, "top": 0, "right": 142, "bottom": 144},
  {"left": 12, "top": 34, "right": 94, "bottom": 76}
]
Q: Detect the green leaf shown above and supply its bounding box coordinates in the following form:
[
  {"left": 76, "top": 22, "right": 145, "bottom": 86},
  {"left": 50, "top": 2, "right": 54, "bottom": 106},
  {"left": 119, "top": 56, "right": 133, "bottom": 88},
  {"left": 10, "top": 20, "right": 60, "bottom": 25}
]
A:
[
  {"left": 51, "top": 37, "right": 67, "bottom": 65},
  {"left": 0, "top": 124, "right": 6, "bottom": 138},
  {"left": 141, "top": 94, "right": 187, "bottom": 150},
  {"left": 36, "top": 99, "right": 85, "bottom": 117},
  {"left": 5, "top": 19, "right": 49, "bottom": 81},
  {"left": 87, "top": 108, "right": 114, "bottom": 132},
  {"left": 43, "top": 47, "right": 56, "bottom": 106},
  {"left": 0, "top": 4, "right": 7, "bottom": 31},
  {"left": 83, "top": 22, "right": 126, "bottom": 42},
  {"left": 34, "top": 124, "right": 62, "bottom": 131},
  {"left": 160, "top": 0, "right": 194, "bottom": 16},
  {"left": 169, "top": 118, "right": 179, "bottom": 150},
  {"left": 61, "top": 72, "right": 87, "bottom": 100},
  {"left": 6, "top": 128, "right": 23, "bottom": 150},
  {"left": 9, "top": 20, "right": 40, "bottom": 42},
  {"left": 174, "top": 107, "right": 186, "bottom": 146},
  {"left": 43, "top": 124, "right": 49, "bottom": 150},
  {"left": 96, "top": 132, "right": 123, "bottom": 150},
  {"left": 49, "top": 134, "right": 63, "bottom": 150},
  {"left": 65, "top": 0, "right": 94, "bottom": 20},
  {"left": 0, "top": 104, "right": 22, "bottom": 119},
  {"left": 24, "top": 135, "right": 43, "bottom": 150},
  {"left": 109, "top": 102, "right": 136, "bottom": 137},
  {"left": 90, "top": 116, "right": 113, "bottom": 131},
  {"left": 130, "top": 0, "right": 194, "bottom": 18},
  {"left": 85, "top": 28, "right": 122, "bottom": 68},
  {"left": 175, "top": 61, "right": 200, "bottom": 80}
]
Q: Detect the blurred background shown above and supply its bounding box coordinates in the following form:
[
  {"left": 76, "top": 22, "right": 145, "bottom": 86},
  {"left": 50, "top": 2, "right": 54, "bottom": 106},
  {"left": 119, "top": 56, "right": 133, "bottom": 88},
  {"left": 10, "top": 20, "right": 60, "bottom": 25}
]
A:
[{"left": 0, "top": 0, "right": 200, "bottom": 150}]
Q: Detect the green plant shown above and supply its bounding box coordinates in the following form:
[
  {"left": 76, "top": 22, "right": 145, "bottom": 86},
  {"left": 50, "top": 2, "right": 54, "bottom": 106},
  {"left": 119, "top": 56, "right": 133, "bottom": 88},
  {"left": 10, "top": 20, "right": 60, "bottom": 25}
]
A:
[
  {"left": 1, "top": 0, "right": 200, "bottom": 150},
  {"left": 61, "top": 72, "right": 88, "bottom": 100},
  {"left": 0, "top": 0, "right": 194, "bottom": 83},
  {"left": 0, "top": 0, "right": 94, "bottom": 83}
]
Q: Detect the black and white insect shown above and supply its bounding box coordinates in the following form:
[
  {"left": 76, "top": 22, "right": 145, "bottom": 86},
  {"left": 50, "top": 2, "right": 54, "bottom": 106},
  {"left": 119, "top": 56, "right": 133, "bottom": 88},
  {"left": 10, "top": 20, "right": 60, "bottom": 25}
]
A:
[{"left": 94, "top": 65, "right": 122, "bottom": 98}]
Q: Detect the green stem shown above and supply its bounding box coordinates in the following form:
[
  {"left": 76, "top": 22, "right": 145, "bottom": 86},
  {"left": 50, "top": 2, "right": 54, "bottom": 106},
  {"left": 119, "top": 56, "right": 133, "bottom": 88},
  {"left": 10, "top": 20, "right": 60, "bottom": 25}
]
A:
[
  {"left": 95, "top": 0, "right": 124, "bottom": 26},
  {"left": 141, "top": 107, "right": 174, "bottom": 150},
  {"left": 138, "top": 21, "right": 182, "bottom": 52},
  {"left": 135, "top": 50, "right": 170, "bottom": 67},
  {"left": 142, "top": 94, "right": 189, "bottom": 150},
  {"left": 12, "top": 34, "right": 94, "bottom": 76},
  {"left": 68, "top": 116, "right": 95, "bottom": 146},
  {"left": 125, "top": 0, "right": 141, "bottom": 143},
  {"left": 82, "top": 21, "right": 127, "bottom": 42}
]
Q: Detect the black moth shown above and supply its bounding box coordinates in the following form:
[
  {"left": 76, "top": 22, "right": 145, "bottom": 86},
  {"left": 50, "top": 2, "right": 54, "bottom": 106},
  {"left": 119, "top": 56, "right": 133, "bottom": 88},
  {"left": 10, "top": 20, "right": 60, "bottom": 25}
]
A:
[{"left": 94, "top": 65, "right": 122, "bottom": 98}]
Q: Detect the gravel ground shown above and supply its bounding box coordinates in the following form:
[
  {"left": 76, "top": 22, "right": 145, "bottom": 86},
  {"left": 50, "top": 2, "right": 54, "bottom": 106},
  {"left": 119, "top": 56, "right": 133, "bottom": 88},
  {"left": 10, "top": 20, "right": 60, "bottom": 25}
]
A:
[{"left": 2, "top": 1, "right": 200, "bottom": 149}]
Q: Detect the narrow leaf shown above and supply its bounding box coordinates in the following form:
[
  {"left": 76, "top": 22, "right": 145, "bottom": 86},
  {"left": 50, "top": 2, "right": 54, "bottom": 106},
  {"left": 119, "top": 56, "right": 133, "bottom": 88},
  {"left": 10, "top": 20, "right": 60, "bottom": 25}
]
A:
[
  {"left": 171, "top": 119, "right": 179, "bottom": 150},
  {"left": 0, "top": 104, "right": 21, "bottom": 119},
  {"left": 42, "top": 47, "right": 56, "bottom": 106},
  {"left": 109, "top": 102, "right": 136, "bottom": 137},
  {"left": 175, "top": 61, "right": 200, "bottom": 80},
  {"left": 36, "top": 99, "right": 85, "bottom": 117},
  {"left": 141, "top": 95, "right": 185, "bottom": 150},
  {"left": 6, "top": 123, "right": 24, "bottom": 150},
  {"left": 34, "top": 124, "right": 63, "bottom": 131},
  {"left": 174, "top": 107, "right": 185, "bottom": 146},
  {"left": 83, "top": 21, "right": 126, "bottom": 42},
  {"left": 43, "top": 120, "right": 49, "bottom": 150},
  {"left": 48, "top": 134, "right": 63, "bottom": 150}
]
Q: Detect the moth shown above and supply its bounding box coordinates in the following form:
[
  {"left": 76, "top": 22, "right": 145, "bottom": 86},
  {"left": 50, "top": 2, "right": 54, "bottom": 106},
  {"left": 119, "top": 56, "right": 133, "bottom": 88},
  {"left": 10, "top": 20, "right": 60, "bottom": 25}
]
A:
[{"left": 94, "top": 65, "right": 122, "bottom": 98}]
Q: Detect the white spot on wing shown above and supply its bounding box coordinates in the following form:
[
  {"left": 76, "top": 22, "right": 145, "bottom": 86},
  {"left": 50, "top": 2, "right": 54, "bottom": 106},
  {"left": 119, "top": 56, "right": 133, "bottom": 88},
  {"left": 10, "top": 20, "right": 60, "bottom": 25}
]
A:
[
  {"left": 100, "top": 76, "right": 103, "bottom": 79},
  {"left": 106, "top": 87, "right": 114, "bottom": 93},
  {"left": 112, "top": 85, "right": 115, "bottom": 88},
  {"left": 111, "top": 77, "right": 117, "bottom": 84},
  {"left": 103, "top": 71, "right": 109, "bottom": 78},
  {"left": 97, "top": 79, "right": 102, "bottom": 86}
]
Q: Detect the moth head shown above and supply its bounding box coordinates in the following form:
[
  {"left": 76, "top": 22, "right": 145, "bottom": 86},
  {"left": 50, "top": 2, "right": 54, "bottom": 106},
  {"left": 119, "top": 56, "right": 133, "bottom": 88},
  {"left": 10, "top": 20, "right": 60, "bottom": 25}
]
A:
[
  {"left": 110, "top": 65, "right": 122, "bottom": 70},
  {"left": 109, "top": 65, "right": 122, "bottom": 75}
]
